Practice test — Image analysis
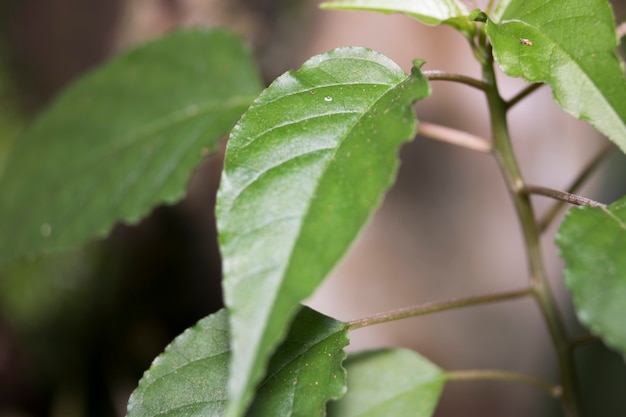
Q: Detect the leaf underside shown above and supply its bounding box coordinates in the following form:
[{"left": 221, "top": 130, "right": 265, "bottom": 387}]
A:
[
  {"left": 125, "top": 306, "right": 348, "bottom": 417},
  {"left": 216, "top": 47, "right": 431, "bottom": 417},
  {"left": 327, "top": 348, "right": 446, "bottom": 417},
  {"left": 487, "top": 0, "right": 626, "bottom": 153},
  {"left": 0, "top": 28, "right": 262, "bottom": 266},
  {"left": 557, "top": 195, "right": 626, "bottom": 359},
  {"left": 320, "top": 0, "right": 471, "bottom": 30}
]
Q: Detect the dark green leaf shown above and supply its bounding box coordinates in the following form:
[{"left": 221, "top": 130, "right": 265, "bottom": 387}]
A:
[
  {"left": 320, "top": 0, "right": 472, "bottom": 32},
  {"left": 216, "top": 48, "right": 431, "bottom": 417},
  {"left": 557, "top": 195, "right": 626, "bottom": 358},
  {"left": 125, "top": 306, "right": 348, "bottom": 417},
  {"left": 327, "top": 348, "right": 446, "bottom": 417},
  {"left": 487, "top": 0, "right": 626, "bottom": 153},
  {"left": 0, "top": 29, "right": 262, "bottom": 266}
]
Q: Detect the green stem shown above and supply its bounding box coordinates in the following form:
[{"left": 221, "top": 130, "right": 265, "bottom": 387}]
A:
[
  {"left": 448, "top": 369, "right": 562, "bottom": 398},
  {"left": 482, "top": 47, "right": 582, "bottom": 417},
  {"left": 538, "top": 143, "right": 613, "bottom": 232},
  {"left": 507, "top": 83, "right": 544, "bottom": 109},
  {"left": 423, "top": 70, "right": 488, "bottom": 91},
  {"left": 348, "top": 287, "right": 531, "bottom": 330}
]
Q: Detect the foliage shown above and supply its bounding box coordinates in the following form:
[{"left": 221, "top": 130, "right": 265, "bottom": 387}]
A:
[{"left": 0, "top": 1, "right": 625, "bottom": 416}]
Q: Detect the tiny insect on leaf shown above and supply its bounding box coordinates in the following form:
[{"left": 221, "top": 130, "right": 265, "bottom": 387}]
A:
[{"left": 520, "top": 38, "right": 533, "bottom": 46}]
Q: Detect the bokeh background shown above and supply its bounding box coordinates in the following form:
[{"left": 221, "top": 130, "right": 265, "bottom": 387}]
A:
[{"left": 1, "top": 1, "right": 625, "bottom": 416}]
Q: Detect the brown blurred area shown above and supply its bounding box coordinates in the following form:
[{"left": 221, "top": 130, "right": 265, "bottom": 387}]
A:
[{"left": 0, "top": 1, "right": 625, "bottom": 417}]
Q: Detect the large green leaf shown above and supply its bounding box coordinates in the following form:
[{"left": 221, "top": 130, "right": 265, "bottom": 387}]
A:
[
  {"left": 0, "top": 29, "right": 262, "bottom": 266},
  {"left": 486, "top": 0, "right": 626, "bottom": 153},
  {"left": 557, "top": 195, "right": 626, "bottom": 359},
  {"left": 320, "top": 0, "right": 471, "bottom": 31},
  {"left": 216, "top": 49, "right": 431, "bottom": 417},
  {"left": 327, "top": 348, "right": 446, "bottom": 417},
  {"left": 126, "top": 306, "right": 348, "bottom": 417}
]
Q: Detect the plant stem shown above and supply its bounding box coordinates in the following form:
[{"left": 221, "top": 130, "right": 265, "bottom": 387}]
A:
[
  {"left": 347, "top": 287, "right": 531, "bottom": 330},
  {"left": 507, "top": 83, "right": 544, "bottom": 109},
  {"left": 447, "top": 369, "right": 562, "bottom": 398},
  {"left": 423, "top": 70, "right": 488, "bottom": 91},
  {"left": 523, "top": 185, "right": 607, "bottom": 208},
  {"left": 539, "top": 143, "right": 613, "bottom": 232},
  {"left": 482, "top": 47, "right": 582, "bottom": 417},
  {"left": 418, "top": 122, "right": 492, "bottom": 153},
  {"left": 570, "top": 333, "right": 601, "bottom": 350}
]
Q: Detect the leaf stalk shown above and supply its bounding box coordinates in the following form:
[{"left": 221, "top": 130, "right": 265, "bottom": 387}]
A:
[
  {"left": 506, "top": 83, "right": 544, "bottom": 109},
  {"left": 538, "top": 143, "right": 613, "bottom": 232},
  {"left": 418, "top": 122, "right": 491, "bottom": 153},
  {"left": 523, "top": 185, "right": 607, "bottom": 209},
  {"left": 447, "top": 369, "right": 562, "bottom": 398},
  {"left": 423, "top": 70, "right": 488, "bottom": 91},
  {"left": 347, "top": 288, "right": 531, "bottom": 330}
]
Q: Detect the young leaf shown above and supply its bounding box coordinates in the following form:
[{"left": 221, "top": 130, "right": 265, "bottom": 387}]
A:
[
  {"left": 327, "top": 348, "right": 447, "bottom": 417},
  {"left": 0, "top": 29, "right": 262, "bottom": 266},
  {"left": 486, "top": 0, "right": 626, "bottom": 153},
  {"left": 557, "top": 195, "right": 626, "bottom": 359},
  {"left": 125, "top": 306, "right": 348, "bottom": 417},
  {"left": 320, "top": 0, "right": 472, "bottom": 32},
  {"left": 216, "top": 48, "right": 431, "bottom": 417}
]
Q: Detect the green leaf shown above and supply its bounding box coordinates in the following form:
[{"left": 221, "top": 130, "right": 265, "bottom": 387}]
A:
[
  {"left": 216, "top": 48, "right": 431, "bottom": 417},
  {"left": 327, "top": 348, "right": 446, "bottom": 417},
  {"left": 486, "top": 0, "right": 626, "bottom": 153},
  {"left": 0, "top": 29, "right": 262, "bottom": 266},
  {"left": 320, "top": 0, "right": 472, "bottom": 32},
  {"left": 248, "top": 307, "right": 348, "bottom": 416},
  {"left": 125, "top": 306, "right": 349, "bottom": 417},
  {"left": 557, "top": 195, "right": 626, "bottom": 359}
]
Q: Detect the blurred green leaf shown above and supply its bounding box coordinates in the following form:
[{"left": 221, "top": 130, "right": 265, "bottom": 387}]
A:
[
  {"left": 320, "top": 0, "right": 471, "bottom": 31},
  {"left": 327, "top": 348, "right": 446, "bottom": 417},
  {"left": 557, "top": 195, "right": 626, "bottom": 359},
  {"left": 216, "top": 47, "right": 430, "bottom": 417},
  {"left": 487, "top": 0, "right": 626, "bottom": 153},
  {"left": 126, "top": 306, "right": 348, "bottom": 417},
  {"left": 0, "top": 29, "right": 262, "bottom": 266}
]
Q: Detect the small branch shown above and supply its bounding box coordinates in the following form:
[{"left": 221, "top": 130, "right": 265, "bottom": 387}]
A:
[
  {"left": 448, "top": 369, "right": 562, "bottom": 398},
  {"left": 418, "top": 122, "right": 492, "bottom": 153},
  {"left": 570, "top": 333, "right": 601, "bottom": 351},
  {"left": 348, "top": 287, "right": 531, "bottom": 330},
  {"left": 423, "top": 70, "right": 488, "bottom": 91},
  {"left": 523, "top": 185, "right": 607, "bottom": 209},
  {"left": 618, "top": 21, "right": 626, "bottom": 39},
  {"left": 506, "top": 83, "right": 544, "bottom": 109},
  {"left": 539, "top": 143, "right": 613, "bottom": 232}
]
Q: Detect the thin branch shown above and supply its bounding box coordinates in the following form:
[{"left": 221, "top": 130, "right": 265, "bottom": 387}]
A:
[
  {"left": 523, "top": 185, "right": 607, "bottom": 209},
  {"left": 423, "top": 70, "right": 488, "bottom": 91},
  {"left": 506, "top": 83, "right": 544, "bottom": 109},
  {"left": 448, "top": 369, "right": 562, "bottom": 398},
  {"left": 570, "top": 333, "right": 601, "bottom": 351},
  {"left": 618, "top": 21, "right": 626, "bottom": 39},
  {"left": 539, "top": 143, "right": 613, "bottom": 232},
  {"left": 418, "top": 122, "right": 492, "bottom": 153},
  {"left": 348, "top": 287, "right": 531, "bottom": 330}
]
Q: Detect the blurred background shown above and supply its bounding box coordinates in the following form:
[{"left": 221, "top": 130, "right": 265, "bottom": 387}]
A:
[{"left": 0, "top": 1, "right": 625, "bottom": 416}]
